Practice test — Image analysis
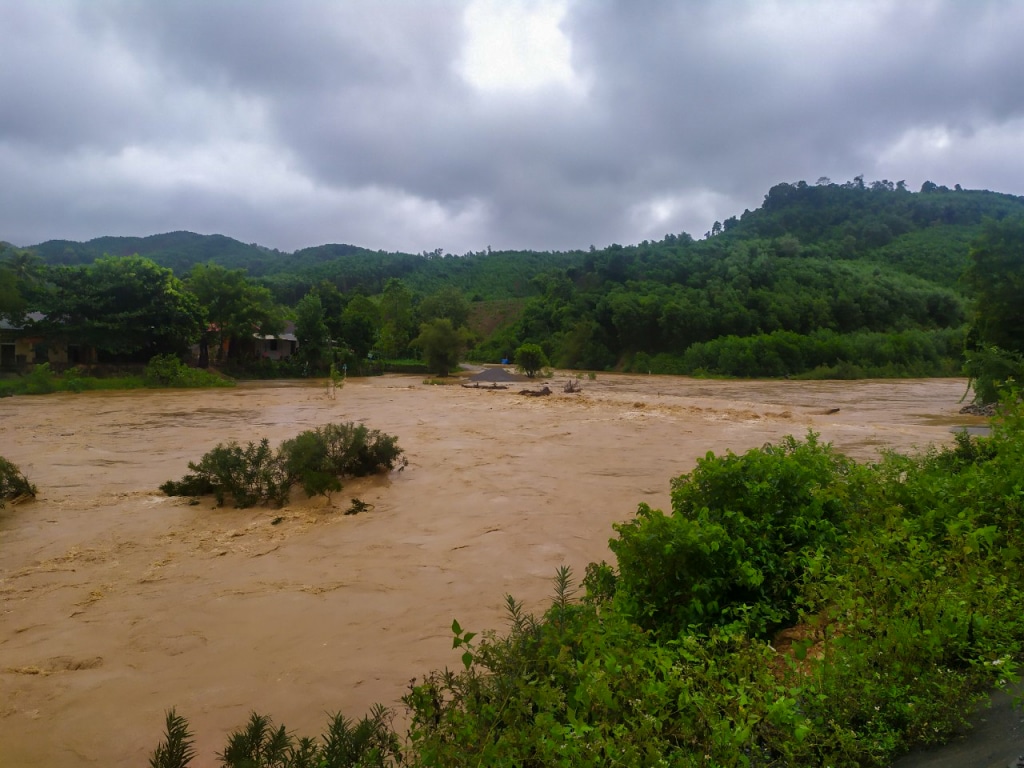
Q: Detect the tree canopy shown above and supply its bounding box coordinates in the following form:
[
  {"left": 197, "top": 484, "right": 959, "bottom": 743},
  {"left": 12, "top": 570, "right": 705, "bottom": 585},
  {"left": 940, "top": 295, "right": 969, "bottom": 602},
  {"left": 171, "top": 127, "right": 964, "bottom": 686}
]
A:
[{"left": 39, "top": 255, "right": 203, "bottom": 360}]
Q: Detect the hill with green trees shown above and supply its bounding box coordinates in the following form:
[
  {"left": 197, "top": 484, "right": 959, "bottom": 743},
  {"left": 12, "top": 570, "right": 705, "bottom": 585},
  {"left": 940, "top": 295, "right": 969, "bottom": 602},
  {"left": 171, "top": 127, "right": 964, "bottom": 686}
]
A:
[{"left": 10, "top": 178, "right": 1024, "bottom": 382}]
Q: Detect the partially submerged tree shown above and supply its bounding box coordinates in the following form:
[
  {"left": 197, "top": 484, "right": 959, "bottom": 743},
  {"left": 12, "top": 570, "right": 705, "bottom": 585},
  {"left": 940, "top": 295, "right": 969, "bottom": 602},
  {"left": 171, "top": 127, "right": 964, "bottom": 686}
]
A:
[
  {"left": 514, "top": 343, "right": 549, "bottom": 378},
  {"left": 413, "top": 318, "right": 470, "bottom": 377}
]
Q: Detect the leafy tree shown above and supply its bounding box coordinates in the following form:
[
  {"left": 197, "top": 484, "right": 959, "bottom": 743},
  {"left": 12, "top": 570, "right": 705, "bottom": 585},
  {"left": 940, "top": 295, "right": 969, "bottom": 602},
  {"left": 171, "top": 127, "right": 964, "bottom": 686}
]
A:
[
  {"left": 0, "top": 263, "right": 25, "bottom": 322},
  {"left": 961, "top": 218, "right": 1024, "bottom": 401},
  {"left": 0, "top": 245, "right": 45, "bottom": 322},
  {"left": 963, "top": 217, "right": 1024, "bottom": 353},
  {"left": 149, "top": 708, "right": 195, "bottom": 768},
  {"left": 40, "top": 255, "right": 203, "bottom": 360},
  {"left": 610, "top": 433, "right": 855, "bottom": 637},
  {"left": 186, "top": 263, "right": 283, "bottom": 364},
  {"left": 377, "top": 278, "right": 416, "bottom": 360},
  {"left": 294, "top": 290, "right": 331, "bottom": 372},
  {"left": 418, "top": 285, "right": 470, "bottom": 328},
  {"left": 340, "top": 295, "right": 379, "bottom": 360},
  {"left": 412, "top": 318, "right": 469, "bottom": 377},
  {"left": 315, "top": 280, "right": 348, "bottom": 342},
  {"left": 514, "top": 343, "right": 548, "bottom": 378}
]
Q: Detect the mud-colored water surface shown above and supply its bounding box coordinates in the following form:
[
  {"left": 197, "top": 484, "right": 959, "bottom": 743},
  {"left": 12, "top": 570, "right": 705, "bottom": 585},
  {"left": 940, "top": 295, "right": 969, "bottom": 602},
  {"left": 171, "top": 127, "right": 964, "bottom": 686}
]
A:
[{"left": 0, "top": 374, "right": 992, "bottom": 766}]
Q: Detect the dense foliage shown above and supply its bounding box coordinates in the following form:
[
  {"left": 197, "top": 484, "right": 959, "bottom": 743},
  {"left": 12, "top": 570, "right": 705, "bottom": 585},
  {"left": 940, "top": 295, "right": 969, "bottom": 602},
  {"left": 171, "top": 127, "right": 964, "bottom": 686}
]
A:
[
  {"left": 0, "top": 456, "right": 36, "bottom": 507},
  {"left": 411, "top": 318, "right": 470, "bottom": 377},
  {"left": 0, "top": 358, "right": 231, "bottom": 397},
  {"left": 8, "top": 179, "right": 1024, "bottom": 379},
  {"left": 160, "top": 422, "right": 406, "bottom": 507},
  {"left": 962, "top": 217, "right": 1024, "bottom": 402},
  {"left": 513, "top": 342, "right": 548, "bottom": 378},
  {"left": 37, "top": 255, "right": 204, "bottom": 361}
]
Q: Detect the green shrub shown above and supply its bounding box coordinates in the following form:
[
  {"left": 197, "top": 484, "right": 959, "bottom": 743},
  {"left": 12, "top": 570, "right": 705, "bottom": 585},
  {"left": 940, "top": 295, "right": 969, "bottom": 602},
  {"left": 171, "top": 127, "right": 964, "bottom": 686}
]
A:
[
  {"left": 144, "top": 354, "right": 234, "bottom": 388},
  {"left": 162, "top": 423, "right": 406, "bottom": 508},
  {"left": 161, "top": 439, "right": 289, "bottom": 508},
  {"left": 23, "top": 363, "right": 58, "bottom": 394},
  {"left": 610, "top": 432, "right": 858, "bottom": 637},
  {"left": 0, "top": 456, "right": 37, "bottom": 507}
]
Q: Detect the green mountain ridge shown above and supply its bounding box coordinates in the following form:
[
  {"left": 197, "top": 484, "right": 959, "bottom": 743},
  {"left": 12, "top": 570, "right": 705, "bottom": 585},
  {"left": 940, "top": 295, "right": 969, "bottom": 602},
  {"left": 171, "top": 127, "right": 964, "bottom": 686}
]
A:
[{"left": 13, "top": 179, "right": 1024, "bottom": 377}]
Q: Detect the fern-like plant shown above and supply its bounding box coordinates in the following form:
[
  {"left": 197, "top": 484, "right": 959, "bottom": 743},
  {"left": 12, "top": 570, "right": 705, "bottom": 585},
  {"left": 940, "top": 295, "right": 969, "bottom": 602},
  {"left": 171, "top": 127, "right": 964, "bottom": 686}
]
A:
[{"left": 149, "top": 708, "right": 196, "bottom": 768}]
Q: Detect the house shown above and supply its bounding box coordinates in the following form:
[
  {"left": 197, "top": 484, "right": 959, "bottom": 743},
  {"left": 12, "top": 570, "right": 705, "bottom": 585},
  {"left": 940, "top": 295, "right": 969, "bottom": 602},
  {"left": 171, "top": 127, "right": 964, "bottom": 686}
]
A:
[
  {"left": 254, "top": 321, "right": 299, "bottom": 361},
  {"left": 0, "top": 313, "right": 96, "bottom": 370}
]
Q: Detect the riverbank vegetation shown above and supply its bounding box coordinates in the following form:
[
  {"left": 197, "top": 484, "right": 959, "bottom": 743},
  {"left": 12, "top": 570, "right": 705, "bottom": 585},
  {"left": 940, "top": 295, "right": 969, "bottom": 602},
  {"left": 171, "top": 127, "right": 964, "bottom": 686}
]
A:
[
  {"left": 5, "top": 179, "right": 1023, "bottom": 388},
  {"left": 0, "top": 356, "right": 232, "bottom": 397},
  {"left": 150, "top": 394, "right": 1024, "bottom": 767}
]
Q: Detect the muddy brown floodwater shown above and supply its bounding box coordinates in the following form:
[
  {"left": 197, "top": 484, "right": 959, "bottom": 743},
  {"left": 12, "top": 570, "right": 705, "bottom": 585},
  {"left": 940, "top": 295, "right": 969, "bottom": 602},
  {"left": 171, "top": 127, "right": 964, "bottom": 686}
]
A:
[{"left": 0, "top": 373, "right": 994, "bottom": 766}]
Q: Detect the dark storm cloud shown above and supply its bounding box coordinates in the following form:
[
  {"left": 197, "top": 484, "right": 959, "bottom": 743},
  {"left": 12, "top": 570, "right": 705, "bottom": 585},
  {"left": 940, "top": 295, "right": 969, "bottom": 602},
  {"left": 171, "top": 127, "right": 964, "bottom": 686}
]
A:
[{"left": 1, "top": 0, "right": 1023, "bottom": 255}]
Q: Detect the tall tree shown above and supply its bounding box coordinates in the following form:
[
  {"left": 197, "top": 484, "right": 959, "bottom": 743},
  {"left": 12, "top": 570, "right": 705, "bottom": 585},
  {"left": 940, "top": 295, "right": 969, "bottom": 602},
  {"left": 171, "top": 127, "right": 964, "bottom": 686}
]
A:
[
  {"left": 340, "top": 295, "right": 379, "bottom": 360},
  {"left": 41, "top": 255, "right": 203, "bottom": 360},
  {"left": 963, "top": 217, "right": 1024, "bottom": 353},
  {"left": 0, "top": 245, "right": 44, "bottom": 322},
  {"left": 417, "top": 285, "right": 470, "bottom": 328},
  {"left": 294, "top": 290, "right": 330, "bottom": 373},
  {"left": 377, "top": 278, "right": 415, "bottom": 360},
  {"left": 962, "top": 217, "right": 1024, "bottom": 402},
  {"left": 186, "top": 263, "right": 283, "bottom": 364},
  {"left": 412, "top": 318, "right": 469, "bottom": 377}
]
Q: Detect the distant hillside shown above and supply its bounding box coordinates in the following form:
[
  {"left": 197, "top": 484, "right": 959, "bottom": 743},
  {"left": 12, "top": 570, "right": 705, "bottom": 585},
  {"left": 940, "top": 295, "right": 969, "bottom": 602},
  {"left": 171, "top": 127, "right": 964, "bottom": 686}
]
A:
[
  {"left": 22, "top": 179, "right": 1024, "bottom": 377},
  {"left": 30, "top": 231, "right": 285, "bottom": 275}
]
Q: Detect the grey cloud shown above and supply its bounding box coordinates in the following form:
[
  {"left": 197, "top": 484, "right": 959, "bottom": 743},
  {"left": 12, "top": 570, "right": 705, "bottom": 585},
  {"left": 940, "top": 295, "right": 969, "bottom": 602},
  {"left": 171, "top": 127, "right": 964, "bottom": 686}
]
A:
[{"left": 1, "top": 0, "right": 1023, "bottom": 255}]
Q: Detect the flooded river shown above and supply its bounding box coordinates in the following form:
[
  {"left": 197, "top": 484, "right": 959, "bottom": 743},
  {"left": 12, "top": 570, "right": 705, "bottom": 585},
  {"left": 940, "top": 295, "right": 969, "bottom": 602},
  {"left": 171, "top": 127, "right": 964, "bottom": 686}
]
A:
[{"left": 0, "top": 373, "right": 988, "bottom": 766}]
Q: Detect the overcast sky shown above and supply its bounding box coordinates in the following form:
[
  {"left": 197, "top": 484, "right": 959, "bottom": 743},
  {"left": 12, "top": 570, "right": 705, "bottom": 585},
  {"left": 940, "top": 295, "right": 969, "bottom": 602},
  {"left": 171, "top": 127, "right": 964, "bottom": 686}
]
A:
[{"left": 2, "top": 0, "right": 1023, "bottom": 255}]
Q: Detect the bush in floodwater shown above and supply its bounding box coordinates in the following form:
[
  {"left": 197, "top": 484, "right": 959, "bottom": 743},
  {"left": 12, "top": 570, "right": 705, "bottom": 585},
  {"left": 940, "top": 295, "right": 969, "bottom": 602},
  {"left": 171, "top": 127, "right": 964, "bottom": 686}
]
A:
[
  {"left": 160, "top": 438, "right": 289, "bottom": 508},
  {"left": 0, "top": 456, "right": 37, "bottom": 507},
  {"left": 277, "top": 423, "right": 407, "bottom": 501},
  {"left": 161, "top": 422, "right": 406, "bottom": 508}
]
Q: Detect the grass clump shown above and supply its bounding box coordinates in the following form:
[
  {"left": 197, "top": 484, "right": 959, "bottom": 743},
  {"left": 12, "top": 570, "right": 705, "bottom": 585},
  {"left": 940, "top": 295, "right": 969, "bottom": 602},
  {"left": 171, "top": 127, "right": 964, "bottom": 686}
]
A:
[
  {"left": 161, "top": 422, "right": 406, "bottom": 508},
  {"left": 0, "top": 456, "right": 36, "bottom": 507}
]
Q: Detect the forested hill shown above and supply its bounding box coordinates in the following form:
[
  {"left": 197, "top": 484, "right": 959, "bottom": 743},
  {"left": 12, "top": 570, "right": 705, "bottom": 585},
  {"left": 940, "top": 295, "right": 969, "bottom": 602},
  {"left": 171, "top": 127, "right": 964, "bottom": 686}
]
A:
[
  {"left": 20, "top": 179, "right": 1024, "bottom": 377},
  {"left": 27, "top": 180, "right": 1024, "bottom": 295}
]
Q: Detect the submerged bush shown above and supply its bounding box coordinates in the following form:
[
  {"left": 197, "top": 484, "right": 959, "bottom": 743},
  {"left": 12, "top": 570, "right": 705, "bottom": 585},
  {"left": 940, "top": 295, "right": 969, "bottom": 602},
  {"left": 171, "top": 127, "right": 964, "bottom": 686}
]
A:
[
  {"left": 0, "top": 456, "right": 37, "bottom": 507},
  {"left": 161, "top": 422, "right": 406, "bottom": 508},
  {"left": 161, "top": 439, "right": 289, "bottom": 508}
]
